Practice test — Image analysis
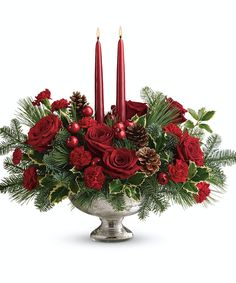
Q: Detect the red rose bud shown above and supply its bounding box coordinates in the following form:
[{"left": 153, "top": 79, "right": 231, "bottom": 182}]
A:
[
  {"left": 23, "top": 166, "right": 38, "bottom": 190},
  {"left": 84, "top": 166, "right": 105, "bottom": 190},
  {"left": 166, "top": 97, "right": 187, "bottom": 124},
  {"left": 168, "top": 159, "right": 188, "bottom": 183},
  {"left": 163, "top": 123, "right": 182, "bottom": 138},
  {"left": 68, "top": 122, "right": 80, "bottom": 134},
  {"left": 51, "top": 99, "right": 70, "bottom": 112},
  {"left": 66, "top": 136, "right": 79, "bottom": 149},
  {"left": 82, "top": 106, "right": 93, "bottom": 117},
  {"left": 27, "top": 114, "right": 62, "bottom": 152},
  {"left": 126, "top": 100, "right": 148, "bottom": 120},
  {"left": 91, "top": 157, "right": 101, "bottom": 166},
  {"left": 12, "top": 148, "right": 23, "bottom": 165},
  {"left": 103, "top": 148, "right": 140, "bottom": 179},
  {"left": 177, "top": 131, "right": 204, "bottom": 166},
  {"left": 69, "top": 146, "right": 92, "bottom": 170},
  {"left": 79, "top": 117, "right": 97, "bottom": 129},
  {"left": 195, "top": 182, "right": 211, "bottom": 203},
  {"left": 32, "top": 89, "right": 51, "bottom": 106},
  {"left": 157, "top": 172, "right": 169, "bottom": 185}
]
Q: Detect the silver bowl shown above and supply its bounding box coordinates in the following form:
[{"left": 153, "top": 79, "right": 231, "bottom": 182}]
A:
[{"left": 70, "top": 194, "right": 142, "bottom": 242}]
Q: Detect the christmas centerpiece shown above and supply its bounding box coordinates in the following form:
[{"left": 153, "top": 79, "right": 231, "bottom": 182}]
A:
[{"left": 1, "top": 29, "right": 236, "bottom": 242}]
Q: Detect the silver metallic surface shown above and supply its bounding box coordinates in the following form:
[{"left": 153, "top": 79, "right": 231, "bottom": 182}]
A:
[{"left": 70, "top": 194, "right": 142, "bottom": 242}]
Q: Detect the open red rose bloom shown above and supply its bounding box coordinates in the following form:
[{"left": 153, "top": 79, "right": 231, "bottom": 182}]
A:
[{"left": 1, "top": 87, "right": 235, "bottom": 217}]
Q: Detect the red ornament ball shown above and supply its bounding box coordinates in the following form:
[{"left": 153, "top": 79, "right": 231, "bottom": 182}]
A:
[
  {"left": 113, "top": 122, "right": 125, "bottom": 132},
  {"left": 66, "top": 136, "right": 79, "bottom": 149},
  {"left": 115, "top": 130, "right": 126, "bottom": 139},
  {"left": 91, "top": 157, "right": 101, "bottom": 166},
  {"left": 125, "top": 120, "right": 135, "bottom": 127},
  {"left": 82, "top": 106, "right": 93, "bottom": 117},
  {"left": 157, "top": 172, "right": 169, "bottom": 185},
  {"left": 67, "top": 122, "right": 80, "bottom": 134}
]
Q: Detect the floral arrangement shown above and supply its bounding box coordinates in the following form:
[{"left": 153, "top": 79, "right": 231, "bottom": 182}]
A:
[{"left": 0, "top": 87, "right": 236, "bottom": 218}]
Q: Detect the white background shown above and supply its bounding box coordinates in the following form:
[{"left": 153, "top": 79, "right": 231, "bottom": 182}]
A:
[{"left": 0, "top": 0, "right": 236, "bottom": 282}]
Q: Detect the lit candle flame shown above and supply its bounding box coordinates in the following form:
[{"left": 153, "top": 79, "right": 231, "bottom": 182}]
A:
[
  {"left": 96, "top": 27, "right": 100, "bottom": 39},
  {"left": 119, "top": 26, "right": 122, "bottom": 38}
]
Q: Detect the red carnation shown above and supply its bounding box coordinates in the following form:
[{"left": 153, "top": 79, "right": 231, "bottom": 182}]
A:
[
  {"left": 103, "top": 148, "right": 140, "bottom": 179},
  {"left": 84, "top": 166, "right": 105, "bottom": 190},
  {"left": 163, "top": 123, "right": 183, "bottom": 138},
  {"left": 195, "top": 182, "right": 211, "bottom": 203},
  {"left": 12, "top": 148, "right": 23, "bottom": 165},
  {"left": 23, "top": 166, "right": 38, "bottom": 190},
  {"left": 168, "top": 159, "right": 189, "bottom": 183},
  {"left": 177, "top": 131, "right": 204, "bottom": 166},
  {"left": 27, "top": 114, "right": 62, "bottom": 152},
  {"left": 32, "top": 89, "right": 51, "bottom": 106},
  {"left": 167, "top": 97, "right": 187, "bottom": 124},
  {"left": 51, "top": 99, "right": 70, "bottom": 112},
  {"left": 69, "top": 146, "right": 92, "bottom": 170},
  {"left": 126, "top": 100, "right": 148, "bottom": 120},
  {"left": 84, "top": 124, "right": 114, "bottom": 156},
  {"left": 79, "top": 117, "right": 98, "bottom": 129}
]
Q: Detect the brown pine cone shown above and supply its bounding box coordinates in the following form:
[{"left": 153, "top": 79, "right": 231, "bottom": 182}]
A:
[
  {"left": 126, "top": 124, "right": 149, "bottom": 148},
  {"left": 70, "top": 91, "right": 88, "bottom": 113},
  {"left": 136, "top": 147, "right": 161, "bottom": 176}
]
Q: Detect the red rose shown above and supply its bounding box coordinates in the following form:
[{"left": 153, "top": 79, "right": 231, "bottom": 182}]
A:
[
  {"left": 69, "top": 146, "right": 92, "bottom": 170},
  {"left": 163, "top": 123, "right": 183, "bottom": 138},
  {"left": 168, "top": 159, "right": 189, "bottom": 183},
  {"left": 177, "top": 131, "right": 204, "bottom": 166},
  {"left": 84, "top": 166, "right": 105, "bottom": 190},
  {"left": 23, "top": 166, "right": 38, "bottom": 190},
  {"left": 12, "top": 148, "right": 23, "bottom": 165},
  {"left": 84, "top": 124, "right": 114, "bottom": 156},
  {"left": 103, "top": 148, "right": 140, "bottom": 179},
  {"left": 32, "top": 89, "right": 51, "bottom": 106},
  {"left": 27, "top": 114, "right": 62, "bottom": 152},
  {"left": 51, "top": 99, "right": 70, "bottom": 112},
  {"left": 126, "top": 100, "right": 148, "bottom": 120},
  {"left": 167, "top": 97, "right": 187, "bottom": 123},
  {"left": 195, "top": 182, "right": 211, "bottom": 203},
  {"left": 79, "top": 117, "right": 98, "bottom": 129}
]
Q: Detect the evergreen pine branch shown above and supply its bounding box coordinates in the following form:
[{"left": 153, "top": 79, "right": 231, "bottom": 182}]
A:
[
  {"left": 207, "top": 164, "right": 226, "bottom": 190},
  {"left": 206, "top": 149, "right": 236, "bottom": 167},
  {"left": 34, "top": 186, "right": 55, "bottom": 212},
  {"left": 3, "top": 157, "right": 27, "bottom": 174},
  {"left": 107, "top": 193, "right": 126, "bottom": 211},
  {"left": 16, "top": 97, "right": 48, "bottom": 127},
  {"left": 203, "top": 134, "right": 221, "bottom": 160},
  {"left": 0, "top": 175, "right": 23, "bottom": 194}
]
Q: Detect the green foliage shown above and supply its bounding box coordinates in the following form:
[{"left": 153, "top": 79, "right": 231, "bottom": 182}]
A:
[
  {"left": 34, "top": 185, "right": 55, "bottom": 212},
  {"left": 183, "top": 182, "right": 198, "bottom": 194},
  {"left": 3, "top": 157, "right": 27, "bottom": 174},
  {"left": 192, "top": 167, "right": 209, "bottom": 182},
  {"left": 127, "top": 172, "right": 146, "bottom": 186},
  {"left": 109, "top": 179, "right": 123, "bottom": 194},
  {"left": 203, "top": 134, "right": 221, "bottom": 159},
  {"left": 0, "top": 119, "right": 27, "bottom": 155},
  {"left": 141, "top": 87, "right": 178, "bottom": 127},
  {"left": 107, "top": 193, "right": 126, "bottom": 211}
]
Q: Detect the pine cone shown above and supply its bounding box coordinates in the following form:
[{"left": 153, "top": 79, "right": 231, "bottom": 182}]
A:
[
  {"left": 136, "top": 147, "right": 161, "bottom": 176},
  {"left": 70, "top": 91, "right": 88, "bottom": 114},
  {"left": 126, "top": 124, "right": 149, "bottom": 148}
]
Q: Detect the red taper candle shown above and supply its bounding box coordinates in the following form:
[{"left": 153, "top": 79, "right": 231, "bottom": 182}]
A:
[
  {"left": 116, "top": 27, "right": 126, "bottom": 122},
  {"left": 95, "top": 28, "right": 104, "bottom": 123}
]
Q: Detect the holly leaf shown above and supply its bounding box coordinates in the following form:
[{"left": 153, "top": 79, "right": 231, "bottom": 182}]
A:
[
  {"left": 188, "top": 161, "right": 197, "bottom": 179},
  {"left": 109, "top": 179, "right": 124, "bottom": 194},
  {"left": 183, "top": 182, "right": 198, "bottom": 194},
  {"left": 50, "top": 186, "right": 69, "bottom": 203},
  {"left": 124, "top": 185, "right": 141, "bottom": 201},
  {"left": 192, "top": 167, "right": 209, "bottom": 182},
  {"left": 127, "top": 172, "right": 146, "bottom": 186},
  {"left": 201, "top": 111, "right": 215, "bottom": 121},
  {"left": 199, "top": 123, "right": 213, "bottom": 133},
  {"left": 131, "top": 114, "right": 146, "bottom": 127},
  {"left": 185, "top": 120, "right": 195, "bottom": 129},
  {"left": 187, "top": 108, "right": 199, "bottom": 120}
]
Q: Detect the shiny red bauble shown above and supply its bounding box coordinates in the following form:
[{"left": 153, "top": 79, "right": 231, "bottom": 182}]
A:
[
  {"left": 66, "top": 136, "right": 79, "bottom": 149},
  {"left": 67, "top": 122, "right": 80, "bottom": 134},
  {"left": 157, "top": 172, "right": 169, "bottom": 185},
  {"left": 113, "top": 122, "right": 125, "bottom": 131},
  {"left": 82, "top": 106, "right": 93, "bottom": 117},
  {"left": 91, "top": 157, "right": 101, "bottom": 166},
  {"left": 115, "top": 130, "right": 126, "bottom": 139},
  {"left": 125, "top": 120, "right": 135, "bottom": 127}
]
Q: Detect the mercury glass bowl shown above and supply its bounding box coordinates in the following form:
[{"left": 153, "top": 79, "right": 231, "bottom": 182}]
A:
[{"left": 70, "top": 194, "right": 142, "bottom": 242}]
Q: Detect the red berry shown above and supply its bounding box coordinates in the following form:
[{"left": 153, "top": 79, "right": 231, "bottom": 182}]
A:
[
  {"left": 115, "top": 130, "right": 126, "bottom": 139},
  {"left": 68, "top": 122, "right": 80, "bottom": 134},
  {"left": 157, "top": 172, "right": 169, "bottom": 185},
  {"left": 91, "top": 157, "right": 101, "bottom": 166},
  {"left": 82, "top": 106, "right": 93, "bottom": 117},
  {"left": 66, "top": 136, "right": 79, "bottom": 149},
  {"left": 113, "top": 122, "right": 125, "bottom": 131},
  {"left": 125, "top": 120, "right": 135, "bottom": 127}
]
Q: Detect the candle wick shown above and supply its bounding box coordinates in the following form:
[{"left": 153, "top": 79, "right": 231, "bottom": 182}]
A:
[
  {"left": 119, "top": 26, "right": 122, "bottom": 39},
  {"left": 96, "top": 27, "right": 100, "bottom": 40}
]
